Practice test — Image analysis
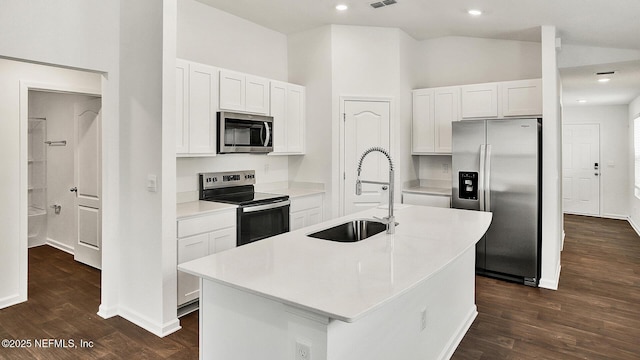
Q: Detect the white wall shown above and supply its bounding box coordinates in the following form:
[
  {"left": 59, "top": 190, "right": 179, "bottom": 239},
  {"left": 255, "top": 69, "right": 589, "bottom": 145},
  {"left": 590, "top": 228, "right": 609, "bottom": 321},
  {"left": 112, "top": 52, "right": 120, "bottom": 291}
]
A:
[
  {"left": 175, "top": 0, "right": 290, "bottom": 196},
  {"left": 177, "top": 0, "right": 288, "bottom": 81},
  {"left": 540, "top": 26, "right": 563, "bottom": 290},
  {"left": 558, "top": 44, "right": 640, "bottom": 69},
  {"left": 628, "top": 95, "right": 640, "bottom": 229},
  {"left": 414, "top": 36, "right": 542, "bottom": 88},
  {"left": 563, "top": 105, "right": 630, "bottom": 218},
  {"left": 287, "top": 26, "right": 334, "bottom": 217},
  {"left": 118, "top": 0, "right": 180, "bottom": 336},
  {"left": 28, "top": 91, "right": 99, "bottom": 252}
]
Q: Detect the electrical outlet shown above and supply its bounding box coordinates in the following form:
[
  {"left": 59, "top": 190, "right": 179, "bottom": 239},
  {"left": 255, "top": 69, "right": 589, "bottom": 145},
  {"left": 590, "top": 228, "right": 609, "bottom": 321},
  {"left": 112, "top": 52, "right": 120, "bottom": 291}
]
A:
[
  {"left": 421, "top": 308, "right": 427, "bottom": 331},
  {"left": 442, "top": 163, "right": 450, "bottom": 174},
  {"left": 295, "top": 340, "right": 311, "bottom": 360}
]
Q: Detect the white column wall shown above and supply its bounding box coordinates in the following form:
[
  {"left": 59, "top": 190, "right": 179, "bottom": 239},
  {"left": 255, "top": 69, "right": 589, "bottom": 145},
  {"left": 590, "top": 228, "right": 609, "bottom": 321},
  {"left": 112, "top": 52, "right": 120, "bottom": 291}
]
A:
[
  {"left": 539, "top": 26, "right": 563, "bottom": 290},
  {"left": 628, "top": 96, "right": 640, "bottom": 230}
]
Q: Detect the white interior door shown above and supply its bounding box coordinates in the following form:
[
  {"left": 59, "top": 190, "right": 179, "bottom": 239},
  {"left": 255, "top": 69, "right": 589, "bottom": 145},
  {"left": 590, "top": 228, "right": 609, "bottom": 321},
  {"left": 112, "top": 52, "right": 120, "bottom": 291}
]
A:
[
  {"left": 342, "top": 100, "right": 391, "bottom": 215},
  {"left": 74, "top": 98, "right": 102, "bottom": 269},
  {"left": 562, "top": 124, "right": 600, "bottom": 216}
]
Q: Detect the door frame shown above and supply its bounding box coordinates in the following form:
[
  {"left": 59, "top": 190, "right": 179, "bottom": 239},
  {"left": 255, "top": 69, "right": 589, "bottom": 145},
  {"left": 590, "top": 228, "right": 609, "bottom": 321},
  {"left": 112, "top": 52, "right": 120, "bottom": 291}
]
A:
[
  {"left": 19, "top": 80, "right": 102, "bottom": 304},
  {"left": 338, "top": 96, "right": 396, "bottom": 217},
  {"left": 561, "top": 123, "right": 601, "bottom": 216}
]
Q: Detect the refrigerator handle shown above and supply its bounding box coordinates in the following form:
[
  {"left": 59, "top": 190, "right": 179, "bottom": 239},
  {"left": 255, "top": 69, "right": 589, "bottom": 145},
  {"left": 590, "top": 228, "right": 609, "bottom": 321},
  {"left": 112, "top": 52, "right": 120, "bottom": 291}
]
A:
[
  {"left": 485, "top": 144, "right": 492, "bottom": 212},
  {"left": 479, "top": 144, "right": 486, "bottom": 211}
]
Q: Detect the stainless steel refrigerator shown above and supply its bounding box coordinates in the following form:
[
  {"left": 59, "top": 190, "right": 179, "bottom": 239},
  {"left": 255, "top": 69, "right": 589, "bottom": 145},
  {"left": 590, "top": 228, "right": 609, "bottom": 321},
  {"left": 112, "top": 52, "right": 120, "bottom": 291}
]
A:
[{"left": 452, "top": 118, "right": 541, "bottom": 287}]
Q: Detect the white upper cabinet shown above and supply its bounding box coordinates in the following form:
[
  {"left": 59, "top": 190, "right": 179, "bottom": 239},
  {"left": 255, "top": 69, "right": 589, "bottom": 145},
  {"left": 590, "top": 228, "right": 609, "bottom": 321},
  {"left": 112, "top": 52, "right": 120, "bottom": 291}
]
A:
[
  {"left": 270, "top": 81, "right": 305, "bottom": 155},
  {"left": 219, "top": 70, "right": 270, "bottom": 115},
  {"left": 433, "top": 87, "right": 459, "bottom": 153},
  {"left": 501, "top": 79, "right": 542, "bottom": 117},
  {"left": 412, "top": 86, "right": 459, "bottom": 154},
  {"left": 176, "top": 59, "right": 219, "bottom": 157},
  {"left": 412, "top": 89, "right": 435, "bottom": 153},
  {"left": 461, "top": 83, "right": 498, "bottom": 119}
]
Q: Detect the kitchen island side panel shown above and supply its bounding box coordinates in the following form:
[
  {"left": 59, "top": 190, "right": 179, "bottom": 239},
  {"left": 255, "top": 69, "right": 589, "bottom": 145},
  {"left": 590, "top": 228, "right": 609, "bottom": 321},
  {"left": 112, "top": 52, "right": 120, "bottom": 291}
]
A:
[{"left": 199, "top": 246, "right": 476, "bottom": 360}]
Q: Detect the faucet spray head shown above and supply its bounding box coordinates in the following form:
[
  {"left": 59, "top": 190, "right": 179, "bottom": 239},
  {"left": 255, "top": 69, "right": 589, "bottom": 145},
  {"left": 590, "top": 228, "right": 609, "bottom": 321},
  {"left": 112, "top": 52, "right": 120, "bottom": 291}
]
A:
[{"left": 356, "top": 178, "right": 362, "bottom": 195}]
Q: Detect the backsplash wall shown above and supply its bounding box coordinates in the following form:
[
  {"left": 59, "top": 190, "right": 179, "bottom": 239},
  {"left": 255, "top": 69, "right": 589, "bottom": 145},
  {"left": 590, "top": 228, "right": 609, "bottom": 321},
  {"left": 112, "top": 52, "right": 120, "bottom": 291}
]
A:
[
  {"left": 176, "top": 155, "right": 289, "bottom": 197},
  {"left": 418, "top": 155, "right": 452, "bottom": 182}
]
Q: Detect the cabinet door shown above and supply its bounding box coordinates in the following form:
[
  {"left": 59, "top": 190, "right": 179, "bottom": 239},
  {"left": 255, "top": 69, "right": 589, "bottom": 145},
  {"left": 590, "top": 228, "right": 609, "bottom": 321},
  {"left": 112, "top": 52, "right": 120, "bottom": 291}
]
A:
[
  {"left": 245, "top": 75, "right": 270, "bottom": 114},
  {"left": 434, "top": 87, "right": 459, "bottom": 153},
  {"left": 177, "top": 233, "right": 209, "bottom": 306},
  {"left": 189, "top": 63, "right": 218, "bottom": 154},
  {"left": 285, "top": 84, "right": 305, "bottom": 153},
  {"left": 305, "top": 207, "right": 322, "bottom": 227},
  {"left": 176, "top": 60, "right": 189, "bottom": 154},
  {"left": 209, "top": 227, "right": 236, "bottom": 254},
  {"left": 501, "top": 79, "right": 542, "bottom": 117},
  {"left": 219, "top": 70, "right": 245, "bottom": 112},
  {"left": 290, "top": 211, "right": 307, "bottom": 231},
  {"left": 412, "top": 89, "right": 435, "bottom": 154},
  {"left": 461, "top": 83, "right": 498, "bottom": 119},
  {"left": 270, "top": 81, "right": 288, "bottom": 153}
]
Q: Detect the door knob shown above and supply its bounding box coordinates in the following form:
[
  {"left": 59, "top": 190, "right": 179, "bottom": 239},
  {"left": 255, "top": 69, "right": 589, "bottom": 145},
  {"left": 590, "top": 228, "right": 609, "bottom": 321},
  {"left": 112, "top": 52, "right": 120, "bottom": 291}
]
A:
[{"left": 70, "top": 187, "right": 78, "bottom": 193}]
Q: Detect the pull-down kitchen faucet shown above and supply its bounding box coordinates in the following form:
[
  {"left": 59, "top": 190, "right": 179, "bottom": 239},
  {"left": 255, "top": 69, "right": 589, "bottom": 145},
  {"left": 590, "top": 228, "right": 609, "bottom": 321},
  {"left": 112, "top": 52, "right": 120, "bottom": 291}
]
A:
[{"left": 355, "top": 147, "right": 396, "bottom": 234}]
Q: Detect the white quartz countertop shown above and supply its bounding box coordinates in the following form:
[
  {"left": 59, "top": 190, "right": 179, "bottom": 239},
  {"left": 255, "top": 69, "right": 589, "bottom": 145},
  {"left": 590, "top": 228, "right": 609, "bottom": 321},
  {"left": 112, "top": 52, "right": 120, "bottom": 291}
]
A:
[
  {"left": 178, "top": 205, "right": 492, "bottom": 323},
  {"left": 269, "top": 187, "right": 325, "bottom": 198},
  {"left": 177, "top": 201, "right": 237, "bottom": 219}
]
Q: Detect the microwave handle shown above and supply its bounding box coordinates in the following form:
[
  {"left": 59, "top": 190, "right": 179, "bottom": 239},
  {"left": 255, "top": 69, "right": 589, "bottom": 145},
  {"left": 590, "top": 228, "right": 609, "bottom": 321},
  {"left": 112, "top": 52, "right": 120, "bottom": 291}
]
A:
[{"left": 263, "top": 122, "right": 271, "bottom": 147}]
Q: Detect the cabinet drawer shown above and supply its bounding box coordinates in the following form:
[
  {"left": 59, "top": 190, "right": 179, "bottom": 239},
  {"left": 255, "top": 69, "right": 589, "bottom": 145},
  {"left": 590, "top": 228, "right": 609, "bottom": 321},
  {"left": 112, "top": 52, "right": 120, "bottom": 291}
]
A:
[
  {"left": 177, "top": 210, "right": 236, "bottom": 238},
  {"left": 402, "top": 192, "right": 451, "bottom": 208}
]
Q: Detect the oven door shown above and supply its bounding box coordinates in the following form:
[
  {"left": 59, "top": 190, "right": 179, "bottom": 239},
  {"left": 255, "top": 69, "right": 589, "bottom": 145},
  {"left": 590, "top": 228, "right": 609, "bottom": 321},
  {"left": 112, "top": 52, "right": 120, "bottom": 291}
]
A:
[
  {"left": 237, "top": 199, "right": 290, "bottom": 246},
  {"left": 218, "top": 112, "right": 273, "bottom": 153}
]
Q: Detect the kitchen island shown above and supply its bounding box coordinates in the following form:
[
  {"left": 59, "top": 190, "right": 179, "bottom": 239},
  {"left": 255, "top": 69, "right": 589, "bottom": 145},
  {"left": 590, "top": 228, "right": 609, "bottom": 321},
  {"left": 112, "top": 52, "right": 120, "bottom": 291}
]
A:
[{"left": 178, "top": 204, "right": 492, "bottom": 360}]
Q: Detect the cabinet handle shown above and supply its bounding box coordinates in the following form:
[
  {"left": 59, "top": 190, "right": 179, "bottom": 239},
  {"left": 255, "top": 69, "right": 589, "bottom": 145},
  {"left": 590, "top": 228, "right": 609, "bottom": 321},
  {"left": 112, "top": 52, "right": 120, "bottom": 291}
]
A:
[{"left": 382, "top": 185, "right": 388, "bottom": 190}]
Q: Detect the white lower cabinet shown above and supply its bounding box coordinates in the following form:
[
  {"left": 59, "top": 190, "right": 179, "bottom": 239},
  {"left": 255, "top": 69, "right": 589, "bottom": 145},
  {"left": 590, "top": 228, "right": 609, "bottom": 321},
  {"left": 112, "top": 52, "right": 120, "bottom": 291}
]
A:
[
  {"left": 177, "top": 210, "right": 236, "bottom": 307},
  {"left": 402, "top": 192, "right": 451, "bottom": 208},
  {"left": 290, "top": 194, "right": 323, "bottom": 231}
]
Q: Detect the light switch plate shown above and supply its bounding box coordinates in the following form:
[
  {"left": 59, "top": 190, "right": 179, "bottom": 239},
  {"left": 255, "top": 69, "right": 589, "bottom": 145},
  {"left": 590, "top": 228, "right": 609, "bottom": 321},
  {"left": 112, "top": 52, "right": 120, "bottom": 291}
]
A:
[{"left": 147, "top": 174, "right": 157, "bottom": 192}]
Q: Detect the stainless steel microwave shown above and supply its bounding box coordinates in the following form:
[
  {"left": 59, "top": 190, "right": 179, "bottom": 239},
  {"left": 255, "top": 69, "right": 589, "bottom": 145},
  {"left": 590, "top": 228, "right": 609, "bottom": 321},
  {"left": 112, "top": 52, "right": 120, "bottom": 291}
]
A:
[{"left": 217, "top": 111, "right": 273, "bottom": 154}]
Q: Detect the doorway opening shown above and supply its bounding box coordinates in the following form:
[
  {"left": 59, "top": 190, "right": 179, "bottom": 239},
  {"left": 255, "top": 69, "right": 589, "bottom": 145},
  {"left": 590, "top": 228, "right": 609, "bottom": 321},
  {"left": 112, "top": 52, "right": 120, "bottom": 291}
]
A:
[{"left": 28, "top": 90, "right": 103, "bottom": 269}]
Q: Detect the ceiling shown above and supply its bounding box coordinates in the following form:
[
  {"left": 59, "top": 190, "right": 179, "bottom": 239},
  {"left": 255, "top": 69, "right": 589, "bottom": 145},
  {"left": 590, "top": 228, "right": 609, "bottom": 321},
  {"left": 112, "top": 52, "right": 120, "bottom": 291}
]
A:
[
  {"left": 196, "top": 0, "right": 640, "bottom": 105},
  {"left": 561, "top": 60, "right": 640, "bottom": 106}
]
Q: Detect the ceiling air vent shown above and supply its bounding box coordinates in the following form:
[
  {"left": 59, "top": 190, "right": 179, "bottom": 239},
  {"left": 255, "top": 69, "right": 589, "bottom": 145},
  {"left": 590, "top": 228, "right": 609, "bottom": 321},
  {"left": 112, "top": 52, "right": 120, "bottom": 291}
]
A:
[
  {"left": 370, "top": 0, "right": 397, "bottom": 9},
  {"left": 595, "top": 71, "right": 616, "bottom": 76}
]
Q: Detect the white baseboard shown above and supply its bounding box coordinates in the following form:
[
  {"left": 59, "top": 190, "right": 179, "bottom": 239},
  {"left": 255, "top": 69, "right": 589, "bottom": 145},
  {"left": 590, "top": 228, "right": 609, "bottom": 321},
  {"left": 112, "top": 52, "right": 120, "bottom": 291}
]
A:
[
  {"left": 439, "top": 306, "right": 478, "bottom": 360},
  {"left": 46, "top": 237, "right": 74, "bottom": 255},
  {"left": 118, "top": 306, "right": 182, "bottom": 338},
  {"left": 628, "top": 216, "right": 640, "bottom": 237},
  {"left": 0, "top": 293, "right": 26, "bottom": 310},
  {"left": 601, "top": 213, "right": 628, "bottom": 220},
  {"left": 97, "top": 304, "right": 119, "bottom": 319},
  {"left": 539, "top": 261, "right": 561, "bottom": 290}
]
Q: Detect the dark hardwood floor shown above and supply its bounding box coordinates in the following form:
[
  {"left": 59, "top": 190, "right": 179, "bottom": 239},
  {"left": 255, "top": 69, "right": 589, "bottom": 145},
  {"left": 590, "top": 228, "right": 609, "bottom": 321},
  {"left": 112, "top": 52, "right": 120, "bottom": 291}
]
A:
[
  {"left": 1, "top": 214, "right": 638, "bottom": 359},
  {"left": 453, "top": 215, "right": 640, "bottom": 360},
  {"left": 0, "top": 246, "right": 198, "bottom": 359}
]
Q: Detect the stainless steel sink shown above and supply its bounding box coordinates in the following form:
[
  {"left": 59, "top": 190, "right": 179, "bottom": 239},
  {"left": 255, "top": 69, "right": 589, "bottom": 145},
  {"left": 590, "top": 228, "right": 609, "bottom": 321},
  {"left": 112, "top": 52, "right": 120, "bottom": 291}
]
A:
[{"left": 307, "top": 219, "right": 390, "bottom": 242}]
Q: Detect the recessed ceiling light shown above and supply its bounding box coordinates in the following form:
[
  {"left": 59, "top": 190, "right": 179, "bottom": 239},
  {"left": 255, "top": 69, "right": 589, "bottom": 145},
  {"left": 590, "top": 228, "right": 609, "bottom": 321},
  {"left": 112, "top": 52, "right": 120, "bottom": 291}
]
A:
[
  {"left": 468, "top": 9, "right": 483, "bottom": 16},
  {"left": 577, "top": 99, "right": 588, "bottom": 103},
  {"left": 336, "top": 4, "right": 348, "bottom": 11},
  {"left": 597, "top": 78, "right": 611, "bottom": 83}
]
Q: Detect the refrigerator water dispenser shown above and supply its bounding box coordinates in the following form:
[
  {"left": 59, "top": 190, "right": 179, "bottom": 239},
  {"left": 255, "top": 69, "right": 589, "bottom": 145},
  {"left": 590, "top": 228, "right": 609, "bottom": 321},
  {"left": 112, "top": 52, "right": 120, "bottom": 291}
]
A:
[{"left": 458, "top": 172, "right": 478, "bottom": 200}]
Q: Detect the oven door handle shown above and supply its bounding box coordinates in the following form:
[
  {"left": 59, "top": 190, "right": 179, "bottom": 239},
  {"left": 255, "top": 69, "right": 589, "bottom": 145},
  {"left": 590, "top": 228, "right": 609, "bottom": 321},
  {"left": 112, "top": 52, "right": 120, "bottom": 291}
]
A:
[{"left": 242, "top": 199, "right": 290, "bottom": 213}]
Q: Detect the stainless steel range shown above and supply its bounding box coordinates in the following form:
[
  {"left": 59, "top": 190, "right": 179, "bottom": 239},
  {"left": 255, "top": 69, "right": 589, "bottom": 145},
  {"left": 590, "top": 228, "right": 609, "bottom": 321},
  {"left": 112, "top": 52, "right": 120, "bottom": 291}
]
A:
[{"left": 199, "top": 170, "right": 290, "bottom": 246}]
